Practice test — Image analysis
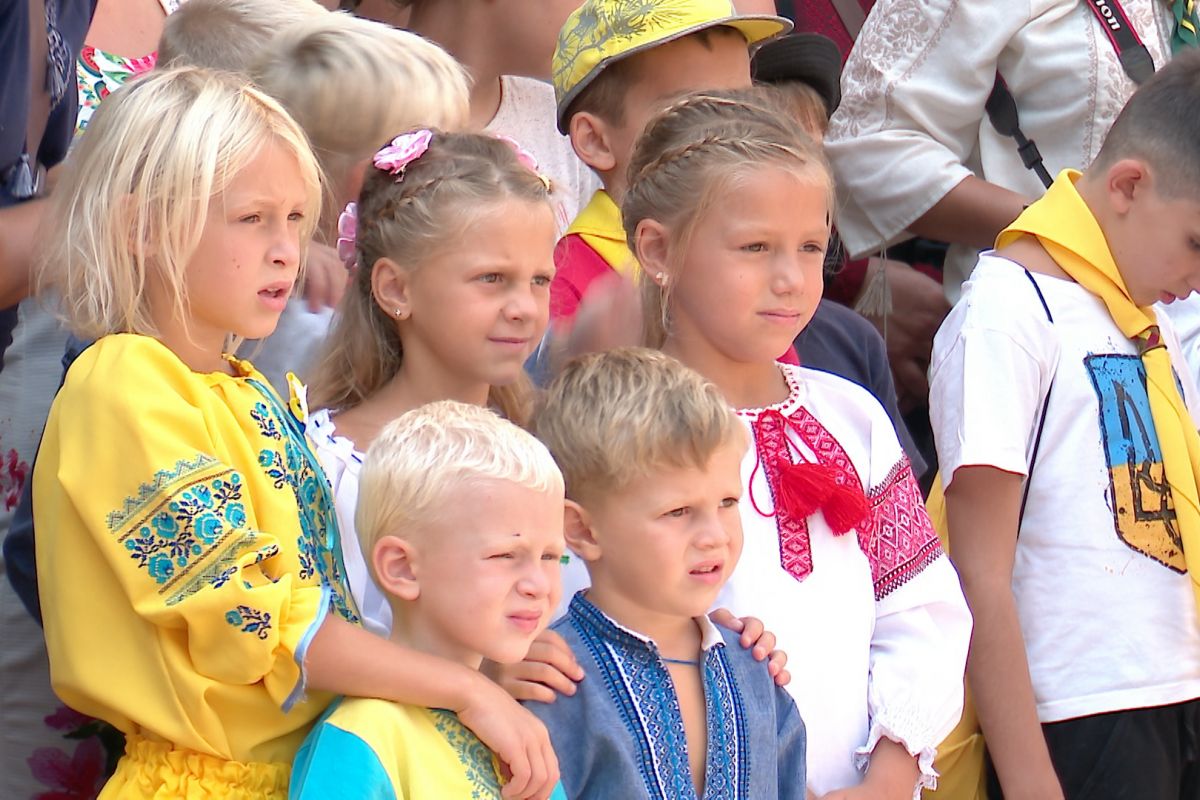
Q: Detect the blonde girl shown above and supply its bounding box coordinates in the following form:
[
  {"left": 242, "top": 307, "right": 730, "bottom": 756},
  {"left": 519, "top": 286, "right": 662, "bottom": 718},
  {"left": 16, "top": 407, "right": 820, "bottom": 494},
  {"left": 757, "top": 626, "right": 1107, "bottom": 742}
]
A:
[
  {"left": 33, "top": 67, "right": 556, "bottom": 799},
  {"left": 623, "top": 90, "right": 972, "bottom": 800},
  {"left": 306, "top": 128, "right": 558, "bottom": 638}
]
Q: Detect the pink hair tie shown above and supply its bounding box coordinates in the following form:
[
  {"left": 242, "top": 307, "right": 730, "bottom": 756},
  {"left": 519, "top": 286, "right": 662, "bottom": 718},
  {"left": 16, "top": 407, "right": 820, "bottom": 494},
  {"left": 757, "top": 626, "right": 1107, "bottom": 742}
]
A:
[
  {"left": 336, "top": 202, "right": 358, "bottom": 270},
  {"left": 494, "top": 134, "right": 553, "bottom": 192},
  {"left": 374, "top": 129, "right": 433, "bottom": 179}
]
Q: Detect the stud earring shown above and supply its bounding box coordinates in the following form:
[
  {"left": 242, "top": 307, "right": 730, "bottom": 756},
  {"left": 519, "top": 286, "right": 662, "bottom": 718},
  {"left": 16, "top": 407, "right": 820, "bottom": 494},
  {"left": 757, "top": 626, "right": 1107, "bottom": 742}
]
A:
[
  {"left": 395, "top": 308, "right": 408, "bottom": 320},
  {"left": 655, "top": 271, "right": 669, "bottom": 287}
]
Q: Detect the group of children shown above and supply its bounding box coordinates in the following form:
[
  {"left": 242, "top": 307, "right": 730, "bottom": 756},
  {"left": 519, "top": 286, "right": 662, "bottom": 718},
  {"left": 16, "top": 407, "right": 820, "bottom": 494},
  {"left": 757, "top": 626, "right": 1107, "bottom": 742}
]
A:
[{"left": 10, "top": 0, "right": 1200, "bottom": 798}]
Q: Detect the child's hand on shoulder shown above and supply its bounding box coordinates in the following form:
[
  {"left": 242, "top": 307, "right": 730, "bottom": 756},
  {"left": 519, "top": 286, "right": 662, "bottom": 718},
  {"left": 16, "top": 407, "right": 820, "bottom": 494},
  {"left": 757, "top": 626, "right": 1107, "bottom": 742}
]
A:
[
  {"left": 483, "top": 629, "right": 585, "bottom": 704},
  {"left": 456, "top": 671, "right": 561, "bottom": 800},
  {"left": 709, "top": 608, "right": 791, "bottom": 687}
]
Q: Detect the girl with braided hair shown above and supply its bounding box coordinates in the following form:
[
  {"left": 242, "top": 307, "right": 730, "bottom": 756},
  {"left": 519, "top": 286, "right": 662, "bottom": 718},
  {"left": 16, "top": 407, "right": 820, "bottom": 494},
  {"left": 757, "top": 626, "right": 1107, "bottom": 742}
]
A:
[
  {"left": 623, "top": 90, "right": 972, "bottom": 800},
  {"left": 305, "top": 128, "right": 559, "bottom": 639}
]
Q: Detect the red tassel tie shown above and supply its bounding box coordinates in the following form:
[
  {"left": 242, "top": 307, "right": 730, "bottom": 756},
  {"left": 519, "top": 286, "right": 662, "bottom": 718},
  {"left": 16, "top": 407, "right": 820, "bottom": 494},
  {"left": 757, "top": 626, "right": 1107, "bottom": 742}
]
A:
[{"left": 775, "top": 456, "right": 869, "bottom": 535}]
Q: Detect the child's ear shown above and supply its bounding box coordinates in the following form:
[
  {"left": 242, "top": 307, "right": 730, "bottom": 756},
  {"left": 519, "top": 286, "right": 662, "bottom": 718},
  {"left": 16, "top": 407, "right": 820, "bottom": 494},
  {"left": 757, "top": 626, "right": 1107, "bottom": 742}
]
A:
[
  {"left": 372, "top": 535, "right": 420, "bottom": 601},
  {"left": 564, "top": 499, "right": 603, "bottom": 562},
  {"left": 632, "top": 218, "right": 671, "bottom": 284},
  {"left": 371, "top": 257, "right": 412, "bottom": 322},
  {"left": 1105, "top": 157, "right": 1151, "bottom": 216},
  {"left": 569, "top": 112, "right": 618, "bottom": 174}
]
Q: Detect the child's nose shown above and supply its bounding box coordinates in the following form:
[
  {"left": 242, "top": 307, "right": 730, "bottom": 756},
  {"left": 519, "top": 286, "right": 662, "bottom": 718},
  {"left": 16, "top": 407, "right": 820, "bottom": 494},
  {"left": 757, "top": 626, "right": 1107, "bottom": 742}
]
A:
[
  {"left": 271, "top": 227, "right": 301, "bottom": 268},
  {"left": 505, "top": 285, "right": 538, "bottom": 320},
  {"left": 518, "top": 563, "right": 553, "bottom": 598},
  {"left": 694, "top": 514, "right": 732, "bottom": 549},
  {"left": 771, "top": 253, "right": 807, "bottom": 295}
]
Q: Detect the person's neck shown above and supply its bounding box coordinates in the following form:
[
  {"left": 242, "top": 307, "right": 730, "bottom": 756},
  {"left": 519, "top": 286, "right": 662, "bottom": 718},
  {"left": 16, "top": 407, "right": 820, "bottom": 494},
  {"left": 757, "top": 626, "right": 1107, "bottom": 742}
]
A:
[
  {"left": 583, "top": 584, "right": 703, "bottom": 662},
  {"left": 151, "top": 320, "right": 231, "bottom": 375},
  {"left": 333, "top": 356, "right": 490, "bottom": 452},
  {"left": 390, "top": 606, "right": 483, "bottom": 671},
  {"left": 407, "top": 1, "right": 503, "bottom": 130},
  {"left": 661, "top": 334, "right": 788, "bottom": 410}
]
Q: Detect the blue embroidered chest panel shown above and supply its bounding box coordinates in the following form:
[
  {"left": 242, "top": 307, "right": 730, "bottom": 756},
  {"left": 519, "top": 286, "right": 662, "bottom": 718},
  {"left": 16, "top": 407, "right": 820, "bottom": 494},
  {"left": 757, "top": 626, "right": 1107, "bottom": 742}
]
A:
[{"left": 568, "top": 596, "right": 752, "bottom": 800}]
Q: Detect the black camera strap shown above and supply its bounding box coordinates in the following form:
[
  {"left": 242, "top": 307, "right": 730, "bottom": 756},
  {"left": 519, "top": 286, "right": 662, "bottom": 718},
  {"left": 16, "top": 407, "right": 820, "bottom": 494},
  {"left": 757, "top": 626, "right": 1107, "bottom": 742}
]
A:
[{"left": 987, "top": 0, "right": 1156, "bottom": 189}]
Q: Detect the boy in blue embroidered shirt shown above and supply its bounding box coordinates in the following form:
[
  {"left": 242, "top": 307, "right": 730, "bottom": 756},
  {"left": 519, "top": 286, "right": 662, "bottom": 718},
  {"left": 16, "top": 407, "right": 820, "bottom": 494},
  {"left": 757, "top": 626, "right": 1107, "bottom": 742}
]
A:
[
  {"left": 291, "top": 401, "right": 568, "bottom": 799},
  {"left": 531, "top": 347, "right": 807, "bottom": 799}
]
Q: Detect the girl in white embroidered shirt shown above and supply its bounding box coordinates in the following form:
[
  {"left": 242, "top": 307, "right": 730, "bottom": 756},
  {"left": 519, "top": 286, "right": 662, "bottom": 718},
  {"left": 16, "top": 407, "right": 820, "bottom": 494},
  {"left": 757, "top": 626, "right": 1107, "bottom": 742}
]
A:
[{"left": 622, "top": 88, "right": 973, "bottom": 800}]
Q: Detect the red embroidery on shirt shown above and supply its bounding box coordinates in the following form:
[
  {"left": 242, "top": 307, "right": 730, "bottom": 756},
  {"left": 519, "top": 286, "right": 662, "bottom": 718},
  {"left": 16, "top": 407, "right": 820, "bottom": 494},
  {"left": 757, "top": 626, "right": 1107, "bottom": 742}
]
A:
[
  {"left": 860, "top": 459, "right": 944, "bottom": 600},
  {"left": 750, "top": 409, "right": 866, "bottom": 582}
]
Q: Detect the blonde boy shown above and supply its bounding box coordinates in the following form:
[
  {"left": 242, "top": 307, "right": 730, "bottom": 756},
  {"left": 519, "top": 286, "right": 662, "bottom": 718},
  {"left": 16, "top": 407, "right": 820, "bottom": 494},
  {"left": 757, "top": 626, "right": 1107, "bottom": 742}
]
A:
[
  {"left": 548, "top": 0, "right": 789, "bottom": 322},
  {"left": 156, "top": 0, "right": 327, "bottom": 72},
  {"left": 291, "top": 401, "right": 568, "bottom": 799},
  {"left": 532, "top": 348, "right": 808, "bottom": 799},
  {"left": 252, "top": 12, "right": 469, "bottom": 214},
  {"left": 247, "top": 11, "right": 470, "bottom": 390}
]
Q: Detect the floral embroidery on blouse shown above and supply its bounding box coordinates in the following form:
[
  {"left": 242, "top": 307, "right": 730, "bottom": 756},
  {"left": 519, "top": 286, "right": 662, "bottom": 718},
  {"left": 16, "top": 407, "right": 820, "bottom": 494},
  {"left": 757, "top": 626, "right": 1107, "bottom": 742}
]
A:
[
  {"left": 226, "top": 605, "right": 273, "bottom": 639},
  {"left": 431, "top": 709, "right": 504, "bottom": 798},
  {"left": 108, "top": 455, "right": 258, "bottom": 602},
  {"left": 247, "top": 378, "right": 360, "bottom": 625}
]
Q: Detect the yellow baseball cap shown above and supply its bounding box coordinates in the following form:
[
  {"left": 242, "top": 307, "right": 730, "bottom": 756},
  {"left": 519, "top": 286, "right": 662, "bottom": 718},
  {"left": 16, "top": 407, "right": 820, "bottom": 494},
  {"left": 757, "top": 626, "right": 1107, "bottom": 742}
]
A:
[{"left": 552, "top": 0, "right": 792, "bottom": 133}]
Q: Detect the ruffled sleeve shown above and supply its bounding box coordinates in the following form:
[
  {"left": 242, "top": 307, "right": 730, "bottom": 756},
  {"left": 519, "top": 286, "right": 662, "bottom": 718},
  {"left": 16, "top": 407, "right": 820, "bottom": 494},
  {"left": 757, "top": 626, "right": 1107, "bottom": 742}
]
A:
[{"left": 854, "top": 392, "right": 973, "bottom": 796}]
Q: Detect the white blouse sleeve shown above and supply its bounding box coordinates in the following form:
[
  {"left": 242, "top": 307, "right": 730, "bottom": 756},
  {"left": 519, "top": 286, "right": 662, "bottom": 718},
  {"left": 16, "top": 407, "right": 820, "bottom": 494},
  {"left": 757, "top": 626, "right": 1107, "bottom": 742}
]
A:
[
  {"left": 824, "top": 0, "right": 1036, "bottom": 258},
  {"left": 855, "top": 400, "right": 972, "bottom": 796}
]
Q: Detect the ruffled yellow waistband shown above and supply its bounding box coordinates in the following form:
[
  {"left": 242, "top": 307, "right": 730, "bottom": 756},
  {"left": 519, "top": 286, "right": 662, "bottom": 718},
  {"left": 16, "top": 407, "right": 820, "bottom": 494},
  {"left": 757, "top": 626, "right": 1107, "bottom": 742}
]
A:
[{"left": 99, "top": 734, "right": 289, "bottom": 799}]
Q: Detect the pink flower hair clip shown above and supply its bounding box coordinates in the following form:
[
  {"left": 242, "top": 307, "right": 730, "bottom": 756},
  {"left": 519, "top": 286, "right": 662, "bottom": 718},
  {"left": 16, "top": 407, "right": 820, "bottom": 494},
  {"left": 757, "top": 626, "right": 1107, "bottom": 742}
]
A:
[
  {"left": 374, "top": 129, "right": 433, "bottom": 180},
  {"left": 494, "top": 134, "right": 553, "bottom": 193},
  {"left": 336, "top": 202, "right": 358, "bottom": 270}
]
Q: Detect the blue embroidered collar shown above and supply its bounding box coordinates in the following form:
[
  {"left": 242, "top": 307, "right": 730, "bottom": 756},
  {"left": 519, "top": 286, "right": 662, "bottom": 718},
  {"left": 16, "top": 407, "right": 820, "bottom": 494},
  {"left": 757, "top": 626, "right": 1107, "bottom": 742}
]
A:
[{"left": 567, "top": 591, "right": 726, "bottom": 658}]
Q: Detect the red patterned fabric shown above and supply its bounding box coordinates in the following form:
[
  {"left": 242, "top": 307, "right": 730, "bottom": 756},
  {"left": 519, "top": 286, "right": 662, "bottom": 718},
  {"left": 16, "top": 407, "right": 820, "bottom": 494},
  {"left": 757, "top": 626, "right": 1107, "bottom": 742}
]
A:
[
  {"left": 859, "top": 460, "right": 944, "bottom": 600},
  {"left": 751, "top": 406, "right": 941, "bottom": 596},
  {"left": 750, "top": 408, "right": 865, "bottom": 582}
]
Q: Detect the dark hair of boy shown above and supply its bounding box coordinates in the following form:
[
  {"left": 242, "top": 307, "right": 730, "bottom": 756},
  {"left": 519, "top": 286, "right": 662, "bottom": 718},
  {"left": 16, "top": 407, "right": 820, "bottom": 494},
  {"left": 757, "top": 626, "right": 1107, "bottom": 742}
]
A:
[{"left": 1092, "top": 49, "right": 1200, "bottom": 199}]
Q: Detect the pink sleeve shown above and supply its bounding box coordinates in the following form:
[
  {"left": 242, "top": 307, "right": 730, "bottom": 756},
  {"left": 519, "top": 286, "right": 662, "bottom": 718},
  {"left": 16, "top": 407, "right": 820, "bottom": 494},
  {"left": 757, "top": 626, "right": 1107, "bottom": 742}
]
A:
[{"left": 551, "top": 235, "right": 615, "bottom": 324}]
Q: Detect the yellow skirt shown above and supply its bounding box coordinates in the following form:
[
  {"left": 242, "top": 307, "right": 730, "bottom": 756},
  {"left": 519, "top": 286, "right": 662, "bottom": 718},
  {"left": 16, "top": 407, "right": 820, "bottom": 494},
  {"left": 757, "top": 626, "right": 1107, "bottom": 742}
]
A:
[{"left": 99, "top": 734, "right": 289, "bottom": 799}]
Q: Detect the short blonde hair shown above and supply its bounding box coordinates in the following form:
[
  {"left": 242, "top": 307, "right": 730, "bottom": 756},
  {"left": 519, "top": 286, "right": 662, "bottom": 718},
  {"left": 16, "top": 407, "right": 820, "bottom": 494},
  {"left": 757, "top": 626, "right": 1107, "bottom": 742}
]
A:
[
  {"left": 760, "top": 81, "right": 829, "bottom": 137},
  {"left": 621, "top": 88, "right": 832, "bottom": 347},
  {"left": 307, "top": 131, "right": 553, "bottom": 424},
  {"left": 534, "top": 347, "right": 744, "bottom": 502},
  {"left": 39, "top": 66, "right": 322, "bottom": 341},
  {"left": 251, "top": 13, "right": 469, "bottom": 193},
  {"left": 356, "top": 400, "right": 565, "bottom": 564},
  {"left": 157, "top": 0, "right": 327, "bottom": 73}
]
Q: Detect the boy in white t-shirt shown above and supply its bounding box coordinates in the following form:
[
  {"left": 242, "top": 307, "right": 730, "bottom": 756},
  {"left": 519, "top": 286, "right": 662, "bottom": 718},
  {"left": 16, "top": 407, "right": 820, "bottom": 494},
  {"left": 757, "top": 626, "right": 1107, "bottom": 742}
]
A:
[
  {"left": 930, "top": 53, "right": 1200, "bottom": 800},
  {"left": 401, "top": 0, "right": 601, "bottom": 234}
]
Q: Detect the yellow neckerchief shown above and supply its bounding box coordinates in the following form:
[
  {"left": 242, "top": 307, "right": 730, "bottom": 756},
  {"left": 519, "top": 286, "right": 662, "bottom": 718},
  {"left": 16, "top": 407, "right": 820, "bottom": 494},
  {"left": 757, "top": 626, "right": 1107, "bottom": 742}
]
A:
[
  {"left": 923, "top": 168, "right": 1200, "bottom": 800},
  {"left": 566, "top": 189, "right": 640, "bottom": 276},
  {"left": 929, "top": 169, "right": 1200, "bottom": 618}
]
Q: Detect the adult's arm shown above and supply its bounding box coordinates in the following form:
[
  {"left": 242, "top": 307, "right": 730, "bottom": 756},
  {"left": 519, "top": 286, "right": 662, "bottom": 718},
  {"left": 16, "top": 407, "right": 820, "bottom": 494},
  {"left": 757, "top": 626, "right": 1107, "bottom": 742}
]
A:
[
  {"left": 825, "top": 0, "right": 1035, "bottom": 258},
  {"left": 0, "top": 198, "right": 48, "bottom": 308}
]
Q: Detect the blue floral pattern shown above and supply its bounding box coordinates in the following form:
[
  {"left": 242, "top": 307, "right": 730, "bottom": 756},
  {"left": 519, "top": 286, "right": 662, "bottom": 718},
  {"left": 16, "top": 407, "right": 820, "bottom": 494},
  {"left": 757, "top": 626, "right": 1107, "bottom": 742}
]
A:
[
  {"left": 431, "top": 709, "right": 503, "bottom": 799},
  {"left": 226, "top": 605, "right": 273, "bottom": 639},
  {"left": 115, "top": 463, "right": 248, "bottom": 596},
  {"left": 247, "top": 379, "right": 359, "bottom": 625}
]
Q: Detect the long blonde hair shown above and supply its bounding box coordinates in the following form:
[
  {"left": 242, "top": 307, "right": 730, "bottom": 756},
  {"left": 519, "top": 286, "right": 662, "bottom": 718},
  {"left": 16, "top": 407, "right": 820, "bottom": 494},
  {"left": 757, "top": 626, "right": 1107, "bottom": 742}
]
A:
[
  {"left": 307, "top": 131, "right": 552, "bottom": 426},
  {"left": 621, "top": 89, "right": 832, "bottom": 348},
  {"left": 38, "top": 66, "right": 322, "bottom": 341}
]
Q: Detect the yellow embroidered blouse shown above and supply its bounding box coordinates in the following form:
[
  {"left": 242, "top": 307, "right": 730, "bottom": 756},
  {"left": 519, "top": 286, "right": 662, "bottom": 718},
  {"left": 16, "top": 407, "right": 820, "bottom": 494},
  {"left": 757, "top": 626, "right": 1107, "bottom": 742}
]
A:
[{"left": 33, "top": 335, "right": 359, "bottom": 774}]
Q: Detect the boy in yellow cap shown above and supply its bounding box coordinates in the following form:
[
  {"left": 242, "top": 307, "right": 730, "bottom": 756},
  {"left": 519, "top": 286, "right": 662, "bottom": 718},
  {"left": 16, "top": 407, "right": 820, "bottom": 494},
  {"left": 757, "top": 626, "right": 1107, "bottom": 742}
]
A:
[{"left": 548, "top": 0, "right": 790, "bottom": 323}]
